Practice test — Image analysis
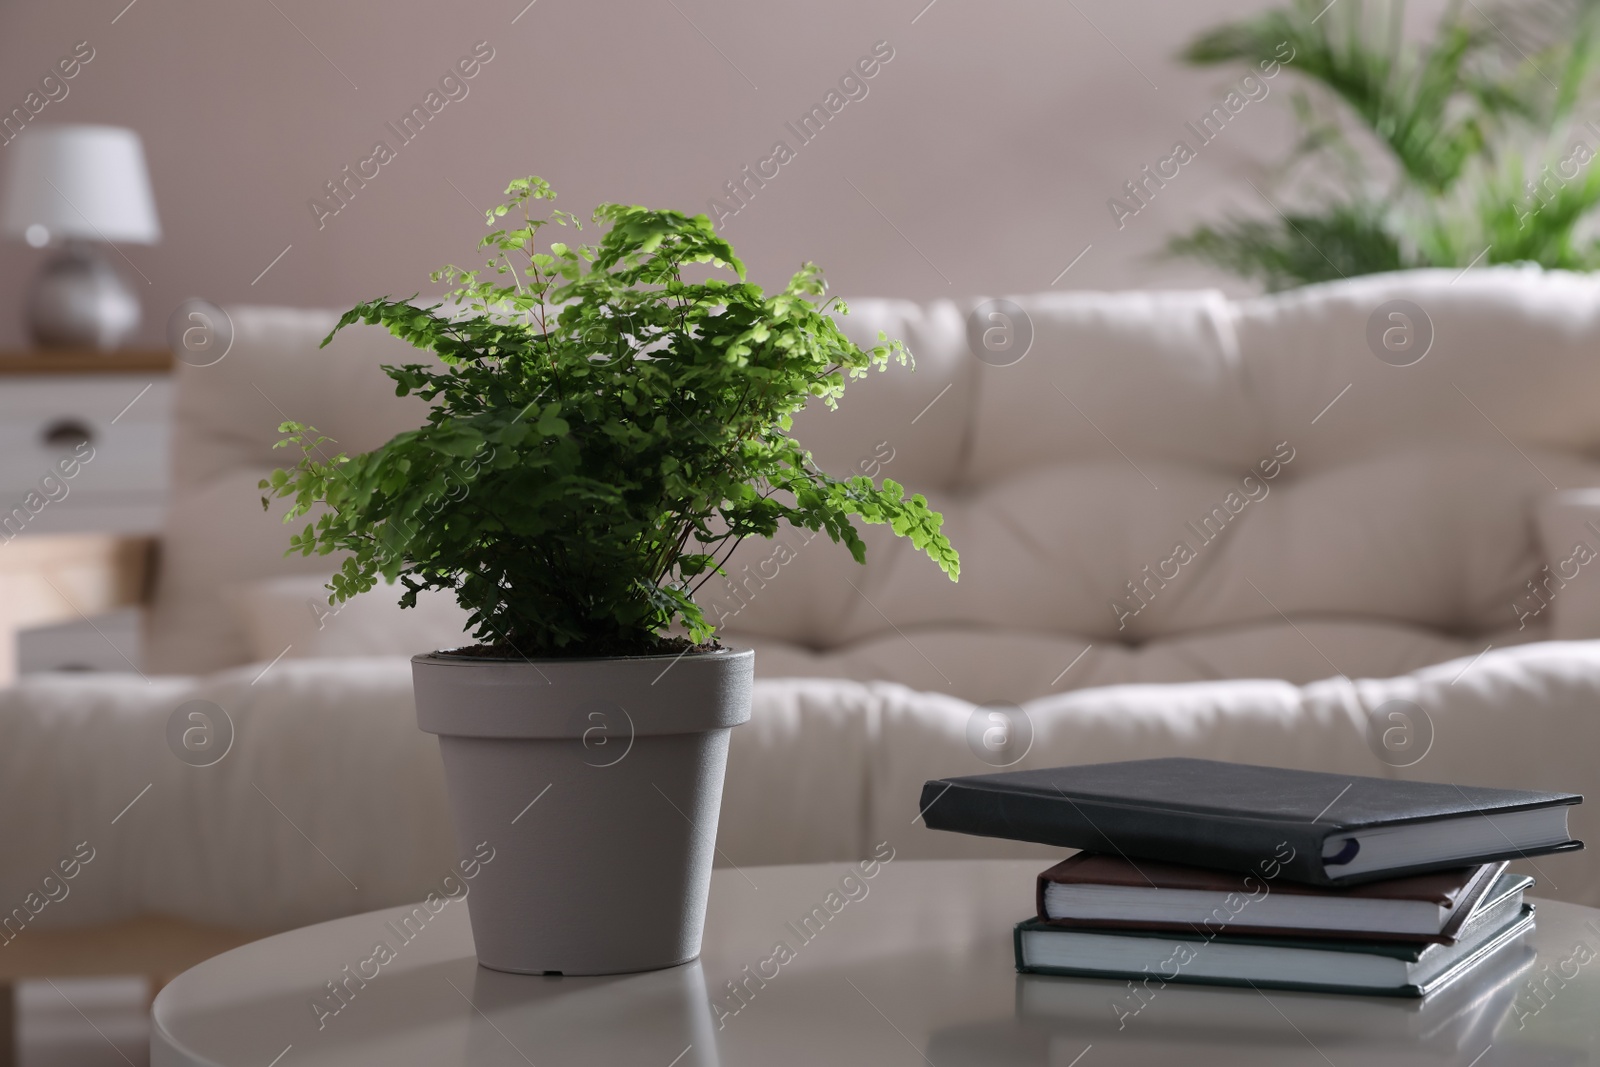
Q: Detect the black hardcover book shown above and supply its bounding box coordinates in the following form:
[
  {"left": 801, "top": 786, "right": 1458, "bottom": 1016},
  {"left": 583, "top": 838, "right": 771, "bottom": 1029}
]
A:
[
  {"left": 1012, "top": 876, "right": 1536, "bottom": 997},
  {"left": 919, "top": 758, "right": 1581, "bottom": 886}
]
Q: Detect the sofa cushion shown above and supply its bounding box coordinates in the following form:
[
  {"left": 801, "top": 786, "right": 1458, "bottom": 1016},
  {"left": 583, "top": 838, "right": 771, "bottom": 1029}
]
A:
[
  {"left": 225, "top": 574, "right": 473, "bottom": 662},
  {"left": 960, "top": 289, "right": 1263, "bottom": 485},
  {"left": 713, "top": 443, "right": 1599, "bottom": 656},
  {"left": 725, "top": 617, "right": 1544, "bottom": 706},
  {"left": 1533, "top": 489, "right": 1600, "bottom": 639},
  {"left": 1232, "top": 267, "right": 1600, "bottom": 476}
]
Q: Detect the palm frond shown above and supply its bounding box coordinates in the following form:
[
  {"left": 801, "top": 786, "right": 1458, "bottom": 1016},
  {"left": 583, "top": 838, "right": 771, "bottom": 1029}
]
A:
[
  {"left": 1420, "top": 149, "right": 1600, "bottom": 265},
  {"left": 1165, "top": 202, "right": 1411, "bottom": 290},
  {"left": 1184, "top": 0, "right": 1506, "bottom": 190},
  {"left": 1455, "top": 1, "right": 1600, "bottom": 128},
  {"left": 1172, "top": 0, "right": 1600, "bottom": 286}
]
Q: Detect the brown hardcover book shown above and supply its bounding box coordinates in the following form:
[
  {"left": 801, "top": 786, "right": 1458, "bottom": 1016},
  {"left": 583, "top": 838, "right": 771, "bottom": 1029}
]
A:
[{"left": 1037, "top": 853, "right": 1508, "bottom": 944}]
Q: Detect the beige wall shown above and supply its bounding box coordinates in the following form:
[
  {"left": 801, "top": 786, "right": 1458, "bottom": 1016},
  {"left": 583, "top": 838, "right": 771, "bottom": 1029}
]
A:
[{"left": 0, "top": 0, "right": 1441, "bottom": 350}]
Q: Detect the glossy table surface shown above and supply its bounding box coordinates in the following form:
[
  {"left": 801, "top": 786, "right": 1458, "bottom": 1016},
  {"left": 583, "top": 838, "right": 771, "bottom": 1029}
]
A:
[{"left": 153, "top": 858, "right": 1600, "bottom": 1066}]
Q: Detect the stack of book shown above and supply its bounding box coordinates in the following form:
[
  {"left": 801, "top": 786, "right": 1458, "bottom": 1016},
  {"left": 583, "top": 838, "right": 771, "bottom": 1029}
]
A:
[{"left": 920, "top": 758, "right": 1583, "bottom": 996}]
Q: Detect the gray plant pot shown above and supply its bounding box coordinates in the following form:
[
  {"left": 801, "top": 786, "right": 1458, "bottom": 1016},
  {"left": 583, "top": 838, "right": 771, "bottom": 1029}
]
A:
[{"left": 413, "top": 646, "right": 753, "bottom": 976}]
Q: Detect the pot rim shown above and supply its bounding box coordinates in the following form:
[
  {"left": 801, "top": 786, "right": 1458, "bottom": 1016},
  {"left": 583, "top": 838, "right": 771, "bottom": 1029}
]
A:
[
  {"left": 415, "top": 645, "right": 753, "bottom": 667},
  {"left": 411, "top": 645, "right": 755, "bottom": 739}
]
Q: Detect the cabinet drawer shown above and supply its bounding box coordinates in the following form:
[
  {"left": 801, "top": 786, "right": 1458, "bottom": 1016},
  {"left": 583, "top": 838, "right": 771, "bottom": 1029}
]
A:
[
  {"left": 0, "top": 373, "right": 170, "bottom": 537},
  {"left": 18, "top": 607, "right": 143, "bottom": 674},
  {"left": 0, "top": 376, "right": 170, "bottom": 498},
  {"left": 0, "top": 422, "right": 168, "bottom": 495}
]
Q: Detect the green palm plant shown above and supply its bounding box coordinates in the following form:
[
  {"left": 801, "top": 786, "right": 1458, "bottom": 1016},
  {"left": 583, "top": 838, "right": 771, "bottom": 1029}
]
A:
[{"left": 1168, "top": 0, "right": 1600, "bottom": 289}]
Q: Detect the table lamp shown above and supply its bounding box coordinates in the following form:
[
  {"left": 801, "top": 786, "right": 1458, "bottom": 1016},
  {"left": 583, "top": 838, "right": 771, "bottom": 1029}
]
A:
[{"left": 1, "top": 124, "right": 161, "bottom": 350}]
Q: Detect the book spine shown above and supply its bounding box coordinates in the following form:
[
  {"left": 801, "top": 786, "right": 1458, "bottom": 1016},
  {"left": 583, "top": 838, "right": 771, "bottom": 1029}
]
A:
[{"left": 921, "top": 780, "right": 1332, "bottom": 884}]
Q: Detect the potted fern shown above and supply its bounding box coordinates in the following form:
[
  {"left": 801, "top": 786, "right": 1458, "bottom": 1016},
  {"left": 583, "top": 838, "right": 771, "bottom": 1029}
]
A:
[{"left": 262, "top": 177, "right": 958, "bottom": 975}]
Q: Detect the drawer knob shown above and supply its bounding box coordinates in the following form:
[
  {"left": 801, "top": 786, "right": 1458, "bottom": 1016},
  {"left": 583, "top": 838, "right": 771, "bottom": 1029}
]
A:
[{"left": 41, "top": 419, "right": 94, "bottom": 451}]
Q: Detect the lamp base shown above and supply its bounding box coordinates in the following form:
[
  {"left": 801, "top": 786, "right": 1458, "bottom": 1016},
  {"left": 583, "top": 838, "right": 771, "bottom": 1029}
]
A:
[{"left": 26, "top": 243, "right": 141, "bottom": 351}]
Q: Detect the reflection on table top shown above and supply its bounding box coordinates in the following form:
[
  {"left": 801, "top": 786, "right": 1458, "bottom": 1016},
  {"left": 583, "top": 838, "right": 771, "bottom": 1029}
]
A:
[{"left": 154, "top": 858, "right": 1600, "bottom": 1066}]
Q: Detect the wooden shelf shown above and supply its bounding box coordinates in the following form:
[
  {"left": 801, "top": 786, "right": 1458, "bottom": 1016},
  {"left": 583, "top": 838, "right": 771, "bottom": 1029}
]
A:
[
  {"left": 0, "top": 914, "right": 260, "bottom": 982},
  {"left": 0, "top": 350, "right": 172, "bottom": 376}
]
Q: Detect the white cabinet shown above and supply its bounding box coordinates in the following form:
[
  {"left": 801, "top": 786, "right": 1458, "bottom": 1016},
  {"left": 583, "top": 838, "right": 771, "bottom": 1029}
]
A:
[
  {"left": 0, "top": 372, "right": 171, "bottom": 537},
  {"left": 0, "top": 352, "right": 171, "bottom": 676}
]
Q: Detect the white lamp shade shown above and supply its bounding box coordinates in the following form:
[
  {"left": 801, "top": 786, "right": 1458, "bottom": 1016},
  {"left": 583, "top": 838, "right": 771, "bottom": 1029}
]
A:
[{"left": 2, "top": 124, "right": 161, "bottom": 245}]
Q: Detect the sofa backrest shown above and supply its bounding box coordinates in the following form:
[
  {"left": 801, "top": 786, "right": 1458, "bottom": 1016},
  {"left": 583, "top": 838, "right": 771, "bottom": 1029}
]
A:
[
  {"left": 145, "top": 309, "right": 430, "bottom": 673},
  {"left": 146, "top": 269, "right": 1600, "bottom": 675}
]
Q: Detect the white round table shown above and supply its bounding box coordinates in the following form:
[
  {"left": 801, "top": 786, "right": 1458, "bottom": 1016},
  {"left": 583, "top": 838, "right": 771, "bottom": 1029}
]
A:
[{"left": 153, "top": 859, "right": 1600, "bottom": 1066}]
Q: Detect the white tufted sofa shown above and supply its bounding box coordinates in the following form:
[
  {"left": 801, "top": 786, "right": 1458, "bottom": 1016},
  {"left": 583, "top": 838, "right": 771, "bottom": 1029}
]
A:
[
  {"left": 5, "top": 266, "right": 1600, "bottom": 941},
  {"left": 714, "top": 267, "right": 1600, "bottom": 701}
]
